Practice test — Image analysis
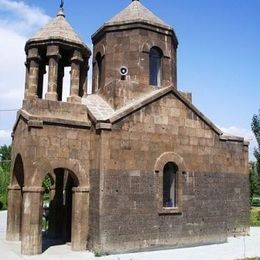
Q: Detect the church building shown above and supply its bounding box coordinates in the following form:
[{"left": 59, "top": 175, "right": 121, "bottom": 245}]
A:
[{"left": 6, "top": 0, "right": 249, "bottom": 255}]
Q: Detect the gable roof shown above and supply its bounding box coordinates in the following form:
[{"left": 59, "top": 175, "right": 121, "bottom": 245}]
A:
[
  {"left": 84, "top": 87, "right": 247, "bottom": 145},
  {"left": 84, "top": 86, "right": 222, "bottom": 134}
]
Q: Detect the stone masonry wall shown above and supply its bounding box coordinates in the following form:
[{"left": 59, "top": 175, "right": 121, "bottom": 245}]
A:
[
  {"left": 95, "top": 93, "right": 249, "bottom": 253},
  {"left": 92, "top": 27, "right": 176, "bottom": 96},
  {"left": 11, "top": 118, "right": 91, "bottom": 188}
]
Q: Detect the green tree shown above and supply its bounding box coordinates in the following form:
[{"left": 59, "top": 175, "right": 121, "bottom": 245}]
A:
[
  {"left": 0, "top": 145, "right": 11, "bottom": 209},
  {"left": 0, "top": 145, "right": 11, "bottom": 172},
  {"left": 249, "top": 162, "right": 260, "bottom": 204},
  {"left": 0, "top": 167, "right": 10, "bottom": 209},
  {"left": 252, "top": 111, "right": 260, "bottom": 177},
  {"left": 251, "top": 111, "right": 260, "bottom": 204},
  {"left": 0, "top": 145, "right": 11, "bottom": 161}
]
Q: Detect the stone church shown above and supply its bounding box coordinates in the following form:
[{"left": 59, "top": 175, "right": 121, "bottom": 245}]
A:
[{"left": 6, "top": 0, "right": 249, "bottom": 256}]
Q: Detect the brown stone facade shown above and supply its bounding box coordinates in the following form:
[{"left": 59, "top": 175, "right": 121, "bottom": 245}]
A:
[
  {"left": 6, "top": 1, "right": 249, "bottom": 256},
  {"left": 92, "top": 26, "right": 177, "bottom": 94},
  {"left": 90, "top": 93, "right": 249, "bottom": 253}
]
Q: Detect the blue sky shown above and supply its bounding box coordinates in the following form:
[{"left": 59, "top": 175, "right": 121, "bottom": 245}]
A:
[{"left": 0, "top": 0, "right": 259, "bottom": 160}]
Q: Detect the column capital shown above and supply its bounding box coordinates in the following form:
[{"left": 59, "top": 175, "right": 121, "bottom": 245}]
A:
[
  {"left": 47, "top": 45, "right": 61, "bottom": 59},
  {"left": 71, "top": 50, "right": 83, "bottom": 63},
  {"left": 27, "top": 48, "right": 41, "bottom": 61}
]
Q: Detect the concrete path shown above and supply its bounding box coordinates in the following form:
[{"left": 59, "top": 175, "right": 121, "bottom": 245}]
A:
[{"left": 1, "top": 210, "right": 260, "bottom": 260}]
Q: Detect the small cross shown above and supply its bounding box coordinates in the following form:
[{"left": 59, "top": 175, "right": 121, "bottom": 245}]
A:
[{"left": 60, "top": 0, "right": 64, "bottom": 9}]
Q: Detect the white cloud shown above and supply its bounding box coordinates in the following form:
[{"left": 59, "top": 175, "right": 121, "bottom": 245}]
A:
[
  {"left": 220, "top": 126, "right": 254, "bottom": 141},
  {"left": 0, "top": 1, "right": 50, "bottom": 145},
  {"left": 219, "top": 126, "right": 257, "bottom": 161},
  {"left": 0, "top": 130, "right": 11, "bottom": 145},
  {"left": 0, "top": 0, "right": 50, "bottom": 36},
  {"left": 0, "top": 26, "right": 25, "bottom": 101},
  {"left": 0, "top": 0, "right": 51, "bottom": 100}
]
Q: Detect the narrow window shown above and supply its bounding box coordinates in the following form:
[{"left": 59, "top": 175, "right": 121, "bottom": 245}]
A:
[
  {"left": 163, "top": 162, "right": 178, "bottom": 207},
  {"left": 95, "top": 52, "right": 102, "bottom": 90},
  {"left": 149, "top": 47, "right": 162, "bottom": 86}
]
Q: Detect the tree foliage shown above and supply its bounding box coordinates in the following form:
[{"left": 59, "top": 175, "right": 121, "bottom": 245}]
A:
[
  {"left": 0, "top": 145, "right": 11, "bottom": 210},
  {"left": 252, "top": 111, "right": 260, "bottom": 175},
  {"left": 0, "top": 145, "right": 11, "bottom": 161},
  {"left": 43, "top": 175, "right": 54, "bottom": 193},
  {"left": 251, "top": 111, "right": 260, "bottom": 203},
  {"left": 250, "top": 162, "right": 260, "bottom": 204}
]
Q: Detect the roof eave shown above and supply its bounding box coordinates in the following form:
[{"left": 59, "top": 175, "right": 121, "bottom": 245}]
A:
[
  {"left": 92, "top": 21, "right": 178, "bottom": 47},
  {"left": 25, "top": 38, "right": 92, "bottom": 57}
]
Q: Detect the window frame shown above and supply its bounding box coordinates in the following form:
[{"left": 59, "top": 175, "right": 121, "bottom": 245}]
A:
[
  {"left": 95, "top": 52, "right": 103, "bottom": 91},
  {"left": 154, "top": 152, "right": 186, "bottom": 215},
  {"left": 149, "top": 47, "right": 163, "bottom": 87},
  {"left": 163, "top": 162, "right": 178, "bottom": 208}
]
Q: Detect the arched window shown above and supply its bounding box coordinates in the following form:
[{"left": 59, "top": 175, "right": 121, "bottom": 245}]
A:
[
  {"left": 163, "top": 162, "right": 178, "bottom": 207},
  {"left": 95, "top": 52, "right": 103, "bottom": 90},
  {"left": 149, "top": 47, "right": 162, "bottom": 86}
]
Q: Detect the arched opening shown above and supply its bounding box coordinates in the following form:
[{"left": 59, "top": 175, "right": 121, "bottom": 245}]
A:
[
  {"left": 163, "top": 162, "right": 178, "bottom": 208},
  {"left": 149, "top": 47, "right": 162, "bottom": 86},
  {"left": 42, "top": 168, "right": 79, "bottom": 251},
  {"left": 6, "top": 154, "right": 24, "bottom": 241},
  {"left": 95, "top": 52, "right": 103, "bottom": 91},
  {"left": 12, "top": 154, "right": 24, "bottom": 188}
]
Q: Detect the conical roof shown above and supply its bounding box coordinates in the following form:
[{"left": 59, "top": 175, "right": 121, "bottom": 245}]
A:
[
  {"left": 106, "top": 0, "right": 171, "bottom": 29},
  {"left": 26, "top": 8, "right": 86, "bottom": 48}
]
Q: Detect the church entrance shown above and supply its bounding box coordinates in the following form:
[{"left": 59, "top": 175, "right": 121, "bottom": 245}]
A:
[{"left": 42, "top": 168, "right": 79, "bottom": 251}]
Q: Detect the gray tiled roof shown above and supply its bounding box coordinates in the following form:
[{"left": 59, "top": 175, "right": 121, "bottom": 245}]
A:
[
  {"left": 83, "top": 95, "right": 115, "bottom": 121},
  {"left": 106, "top": 0, "right": 171, "bottom": 29},
  {"left": 28, "top": 9, "right": 85, "bottom": 46}
]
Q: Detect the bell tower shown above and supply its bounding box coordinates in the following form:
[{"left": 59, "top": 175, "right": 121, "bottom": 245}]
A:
[
  {"left": 7, "top": 4, "right": 92, "bottom": 256},
  {"left": 24, "top": 6, "right": 91, "bottom": 103},
  {"left": 91, "top": 0, "right": 178, "bottom": 109}
]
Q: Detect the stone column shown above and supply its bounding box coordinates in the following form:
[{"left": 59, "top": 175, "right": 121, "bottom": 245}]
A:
[
  {"left": 67, "top": 50, "right": 83, "bottom": 103},
  {"left": 6, "top": 185, "right": 23, "bottom": 241},
  {"left": 27, "top": 48, "right": 40, "bottom": 99},
  {"left": 21, "top": 187, "right": 44, "bottom": 255},
  {"left": 45, "top": 45, "right": 61, "bottom": 101},
  {"left": 71, "top": 186, "right": 89, "bottom": 251}
]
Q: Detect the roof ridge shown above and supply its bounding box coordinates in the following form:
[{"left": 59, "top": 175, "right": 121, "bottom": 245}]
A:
[
  {"left": 27, "top": 9, "right": 85, "bottom": 47},
  {"left": 106, "top": 0, "right": 171, "bottom": 29},
  {"left": 106, "top": 86, "right": 223, "bottom": 136}
]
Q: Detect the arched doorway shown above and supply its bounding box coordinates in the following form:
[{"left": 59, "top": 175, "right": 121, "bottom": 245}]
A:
[
  {"left": 42, "top": 168, "right": 79, "bottom": 251},
  {"left": 6, "top": 154, "right": 24, "bottom": 241}
]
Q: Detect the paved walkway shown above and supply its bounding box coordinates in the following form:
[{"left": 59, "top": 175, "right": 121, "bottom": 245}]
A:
[{"left": 1, "top": 211, "right": 260, "bottom": 260}]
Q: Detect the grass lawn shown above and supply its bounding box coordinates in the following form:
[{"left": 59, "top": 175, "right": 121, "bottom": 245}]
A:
[
  {"left": 237, "top": 257, "right": 260, "bottom": 260},
  {"left": 250, "top": 207, "right": 260, "bottom": 226}
]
